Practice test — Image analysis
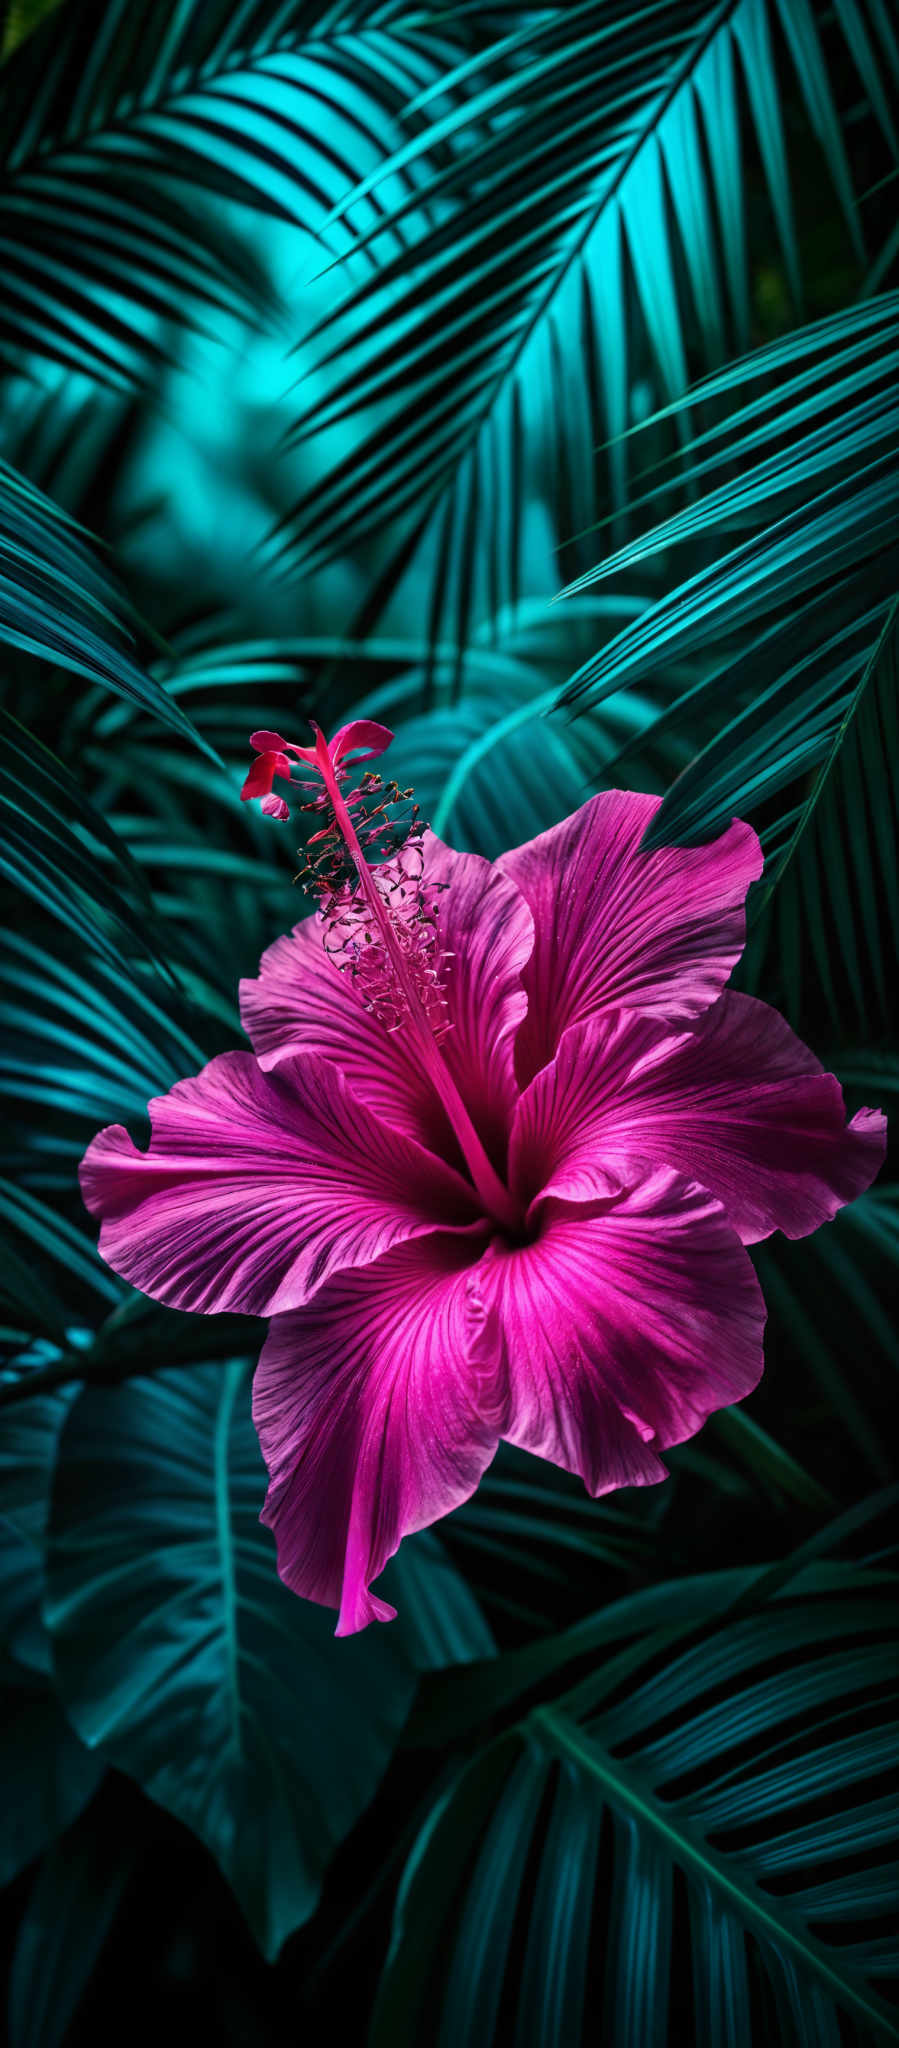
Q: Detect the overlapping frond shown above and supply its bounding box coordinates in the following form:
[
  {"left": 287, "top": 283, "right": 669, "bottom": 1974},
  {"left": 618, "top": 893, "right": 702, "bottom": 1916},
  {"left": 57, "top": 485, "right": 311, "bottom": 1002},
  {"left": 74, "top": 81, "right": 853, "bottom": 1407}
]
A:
[
  {"left": 558, "top": 295, "right": 899, "bottom": 845},
  {"left": 373, "top": 1556, "right": 899, "bottom": 2048},
  {"left": 0, "top": 4, "right": 896, "bottom": 2030},
  {"left": 0, "top": 0, "right": 462, "bottom": 388},
  {"left": 745, "top": 601, "right": 899, "bottom": 1038},
  {"left": 273, "top": 0, "right": 897, "bottom": 656},
  {"left": 0, "top": 457, "right": 210, "bottom": 746}
]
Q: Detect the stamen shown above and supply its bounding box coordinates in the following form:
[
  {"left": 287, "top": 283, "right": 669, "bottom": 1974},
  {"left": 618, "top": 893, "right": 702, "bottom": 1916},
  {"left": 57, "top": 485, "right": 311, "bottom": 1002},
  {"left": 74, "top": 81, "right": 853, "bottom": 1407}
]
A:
[
  {"left": 268, "top": 722, "right": 520, "bottom": 1232},
  {"left": 300, "top": 772, "right": 451, "bottom": 1040}
]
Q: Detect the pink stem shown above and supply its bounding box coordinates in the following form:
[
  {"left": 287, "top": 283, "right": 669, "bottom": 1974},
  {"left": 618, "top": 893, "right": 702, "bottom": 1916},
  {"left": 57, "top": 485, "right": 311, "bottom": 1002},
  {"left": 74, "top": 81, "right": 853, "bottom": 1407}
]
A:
[{"left": 321, "top": 754, "right": 520, "bottom": 1232}]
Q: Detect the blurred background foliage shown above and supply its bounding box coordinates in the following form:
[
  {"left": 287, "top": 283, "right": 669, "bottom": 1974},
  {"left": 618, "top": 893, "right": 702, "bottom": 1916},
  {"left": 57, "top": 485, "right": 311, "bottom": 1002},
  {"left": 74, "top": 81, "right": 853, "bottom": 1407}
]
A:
[{"left": 0, "top": 0, "right": 897, "bottom": 2041}]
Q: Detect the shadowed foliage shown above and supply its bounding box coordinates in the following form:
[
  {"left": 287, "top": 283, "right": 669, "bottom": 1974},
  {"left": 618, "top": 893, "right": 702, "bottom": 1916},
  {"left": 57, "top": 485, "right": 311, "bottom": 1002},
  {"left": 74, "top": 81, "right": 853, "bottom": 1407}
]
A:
[{"left": 0, "top": 0, "right": 896, "bottom": 2042}]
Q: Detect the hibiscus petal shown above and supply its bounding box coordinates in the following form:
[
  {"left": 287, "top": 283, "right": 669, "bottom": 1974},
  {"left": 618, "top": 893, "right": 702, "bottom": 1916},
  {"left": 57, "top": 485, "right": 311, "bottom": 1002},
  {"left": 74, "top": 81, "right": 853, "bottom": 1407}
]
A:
[
  {"left": 509, "top": 994, "right": 887, "bottom": 1243},
  {"left": 240, "top": 920, "right": 452, "bottom": 1153},
  {"left": 329, "top": 719, "right": 394, "bottom": 766},
  {"left": 498, "top": 791, "right": 763, "bottom": 1083},
  {"left": 253, "top": 1233, "right": 499, "bottom": 1634},
  {"left": 249, "top": 730, "right": 289, "bottom": 753},
  {"left": 241, "top": 749, "right": 290, "bottom": 802},
  {"left": 478, "top": 1169, "right": 766, "bottom": 1494},
  {"left": 240, "top": 836, "right": 533, "bottom": 1166},
  {"left": 80, "top": 1051, "right": 479, "bottom": 1318}
]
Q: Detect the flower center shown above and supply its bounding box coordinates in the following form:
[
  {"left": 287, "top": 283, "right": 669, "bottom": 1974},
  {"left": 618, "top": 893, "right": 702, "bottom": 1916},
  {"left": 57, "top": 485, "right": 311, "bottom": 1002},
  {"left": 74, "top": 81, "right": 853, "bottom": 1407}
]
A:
[{"left": 295, "top": 727, "right": 522, "bottom": 1234}]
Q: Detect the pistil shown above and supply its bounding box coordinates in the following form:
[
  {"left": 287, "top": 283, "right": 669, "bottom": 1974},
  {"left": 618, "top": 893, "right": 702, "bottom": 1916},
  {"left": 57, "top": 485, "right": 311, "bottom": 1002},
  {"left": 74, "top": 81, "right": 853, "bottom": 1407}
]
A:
[{"left": 318, "top": 749, "right": 521, "bottom": 1234}]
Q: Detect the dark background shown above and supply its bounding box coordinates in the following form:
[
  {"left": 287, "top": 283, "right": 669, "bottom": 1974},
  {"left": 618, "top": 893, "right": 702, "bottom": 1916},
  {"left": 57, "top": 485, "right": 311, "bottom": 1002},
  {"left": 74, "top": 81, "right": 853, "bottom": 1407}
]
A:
[{"left": 0, "top": 2, "right": 897, "bottom": 2042}]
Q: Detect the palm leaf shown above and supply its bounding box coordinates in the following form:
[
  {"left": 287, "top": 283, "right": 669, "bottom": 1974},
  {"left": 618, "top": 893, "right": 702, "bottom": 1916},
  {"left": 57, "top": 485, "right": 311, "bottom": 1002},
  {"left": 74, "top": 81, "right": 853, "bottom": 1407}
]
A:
[
  {"left": 755, "top": 1184, "right": 899, "bottom": 1486},
  {"left": 349, "top": 593, "right": 682, "bottom": 853},
  {"left": 0, "top": 1180, "right": 121, "bottom": 1346},
  {"left": 0, "top": 457, "right": 213, "bottom": 750},
  {"left": 0, "top": 932, "right": 208, "bottom": 1192},
  {"left": 274, "top": 0, "right": 896, "bottom": 659},
  {"left": 0, "top": 0, "right": 464, "bottom": 390},
  {"left": 0, "top": 708, "right": 174, "bottom": 972},
  {"left": 555, "top": 295, "right": 899, "bottom": 863},
  {"left": 372, "top": 1558, "right": 899, "bottom": 2046},
  {"left": 442, "top": 1442, "right": 661, "bottom": 1634},
  {"left": 742, "top": 599, "right": 899, "bottom": 1038}
]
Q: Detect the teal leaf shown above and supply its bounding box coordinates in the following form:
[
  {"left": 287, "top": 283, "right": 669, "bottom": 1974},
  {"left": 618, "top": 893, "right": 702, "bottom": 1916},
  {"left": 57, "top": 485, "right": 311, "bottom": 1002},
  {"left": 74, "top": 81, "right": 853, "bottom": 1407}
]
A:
[
  {"left": 0, "top": 459, "right": 214, "bottom": 754},
  {"left": 0, "top": 1653, "right": 102, "bottom": 1888},
  {"left": 0, "top": 1384, "right": 73, "bottom": 1671},
  {"left": 0, "top": 931, "right": 204, "bottom": 1177},
  {"left": 347, "top": 596, "right": 669, "bottom": 858},
  {"left": 755, "top": 1188, "right": 899, "bottom": 1483},
  {"left": 373, "top": 1560, "right": 899, "bottom": 2046},
  {"left": 744, "top": 597, "right": 899, "bottom": 1038},
  {"left": 7, "top": 1818, "right": 137, "bottom": 2048},
  {"left": 276, "top": 0, "right": 889, "bottom": 660},
  {"left": 0, "top": 0, "right": 453, "bottom": 389},
  {"left": 0, "top": 709, "right": 170, "bottom": 970},
  {"left": 45, "top": 1359, "right": 490, "bottom": 1958},
  {"left": 559, "top": 296, "right": 899, "bottom": 868},
  {"left": 0, "top": 1518, "right": 47, "bottom": 1674},
  {"left": 380, "top": 1529, "right": 495, "bottom": 1669}
]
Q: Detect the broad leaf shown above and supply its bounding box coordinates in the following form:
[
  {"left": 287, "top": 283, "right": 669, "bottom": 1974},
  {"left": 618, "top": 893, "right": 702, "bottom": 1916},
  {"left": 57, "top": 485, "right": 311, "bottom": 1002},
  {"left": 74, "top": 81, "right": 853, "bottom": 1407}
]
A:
[
  {"left": 7, "top": 1818, "right": 137, "bottom": 2048},
  {"left": 0, "top": 1654, "right": 103, "bottom": 1887},
  {"left": 0, "top": 1368, "right": 103, "bottom": 1888},
  {"left": 0, "top": 1381, "right": 73, "bottom": 1669},
  {"left": 46, "top": 1358, "right": 491, "bottom": 1957}
]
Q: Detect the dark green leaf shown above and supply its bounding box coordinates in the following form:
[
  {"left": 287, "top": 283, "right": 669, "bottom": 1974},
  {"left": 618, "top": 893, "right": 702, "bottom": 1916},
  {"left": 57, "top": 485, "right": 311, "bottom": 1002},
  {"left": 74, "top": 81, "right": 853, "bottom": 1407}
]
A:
[
  {"left": 46, "top": 1359, "right": 491, "bottom": 1957},
  {"left": 376, "top": 1561, "right": 899, "bottom": 2045},
  {"left": 0, "top": 458, "right": 214, "bottom": 752},
  {"left": 7, "top": 1818, "right": 137, "bottom": 2048},
  {"left": 0, "top": 0, "right": 456, "bottom": 389},
  {"left": 0, "top": 1654, "right": 102, "bottom": 1887}
]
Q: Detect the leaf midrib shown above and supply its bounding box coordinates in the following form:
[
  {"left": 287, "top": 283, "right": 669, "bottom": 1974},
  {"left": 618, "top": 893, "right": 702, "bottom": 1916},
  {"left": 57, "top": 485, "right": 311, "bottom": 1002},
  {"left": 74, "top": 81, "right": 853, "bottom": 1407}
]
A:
[
  {"left": 758, "top": 592, "right": 899, "bottom": 907},
  {"left": 214, "top": 1359, "right": 246, "bottom": 1766},
  {"left": 306, "top": 0, "right": 744, "bottom": 532},
  {"left": 2, "top": 17, "right": 408, "bottom": 178},
  {"left": 535, "top": 1703, "right": 899, "bottom": 2041},
  {"left": 462, "top": 0, "right": 740, "bottom": 422}
]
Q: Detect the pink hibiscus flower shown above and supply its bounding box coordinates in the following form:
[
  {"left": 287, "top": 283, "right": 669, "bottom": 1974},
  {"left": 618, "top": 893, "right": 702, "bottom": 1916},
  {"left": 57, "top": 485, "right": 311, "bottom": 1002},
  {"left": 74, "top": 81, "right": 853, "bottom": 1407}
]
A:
[{"left": 80, "top": 723, "right": 886, "bottom": 1635}]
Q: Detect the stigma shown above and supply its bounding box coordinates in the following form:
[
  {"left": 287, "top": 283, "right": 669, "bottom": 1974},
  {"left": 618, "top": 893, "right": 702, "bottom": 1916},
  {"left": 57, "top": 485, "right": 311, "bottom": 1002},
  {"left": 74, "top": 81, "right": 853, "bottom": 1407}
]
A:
[
  {"left": 241, "top": 719, "right": 522, "bottom": 1235},
  {"left": 243, "top": 720, "right": 452, "bottom": 1032}
]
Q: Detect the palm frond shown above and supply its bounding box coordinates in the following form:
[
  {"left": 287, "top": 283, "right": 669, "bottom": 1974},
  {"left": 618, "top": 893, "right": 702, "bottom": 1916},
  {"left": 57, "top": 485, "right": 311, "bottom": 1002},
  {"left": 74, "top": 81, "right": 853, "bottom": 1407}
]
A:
[
  {"left": 273, "top": 0, "right": 897, "bottom": 659},
  {"left": 756, "top": 1183, "right": 899, "bottom": 1485},
  {"left": 0, "top": 933, "right": 207, "bottom": 1193},
  {"left": 743, "top": 599, "right": 899, "bottom": 1038},
  {"left": 0, "top": 709, "right": 172, "bottom": 972},
  {"left": 0, "top": 1177, "right": 120, "bottom": 1355},
  {"left": 555, "top": 295, "right": 898, "bottom": 871},
  {"left": 0, "top": 457, "right": 212, "bottom": 748},
  {"left": 44, "top": 1358, "right": 489, "bottom": 1955},
  {"left": 0, "top": 0, "right": 464, "bottom": 389},
  {"left": 372, "top": 1557, "right": 899, "bottom": 2047}
]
